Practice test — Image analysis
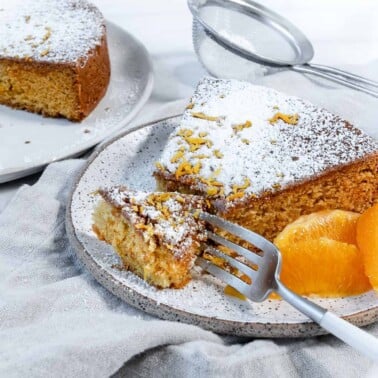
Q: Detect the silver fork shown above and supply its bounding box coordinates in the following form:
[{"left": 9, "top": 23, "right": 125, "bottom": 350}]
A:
[{"left": 197, "top": 212, "right": 378, "bottom": 362}]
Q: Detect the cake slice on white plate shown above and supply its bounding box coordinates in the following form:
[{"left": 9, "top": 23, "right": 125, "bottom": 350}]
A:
[
  {"left": 0, "top": 0, "right": 110, "bottom": 121},
  {"left": 155, "top": 77, "right": 378, "bottom": 241}
]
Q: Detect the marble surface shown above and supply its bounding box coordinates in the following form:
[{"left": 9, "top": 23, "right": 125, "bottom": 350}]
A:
[{"left": 1, "top": 0, "right": 377, "bottom": 212}]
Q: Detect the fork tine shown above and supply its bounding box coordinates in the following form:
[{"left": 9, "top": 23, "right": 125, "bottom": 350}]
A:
[
  {"left": 205, "top": 245, "right": 258, "bottom": 279},
  {"left": 197, "top": 257, "right": 251, "bottom": 295},
  {"left": 207, "top": 231, "right": 262, "bottom": 266},
  {"left": 201, "top": 212, "right": 277, "bottom": 252}
]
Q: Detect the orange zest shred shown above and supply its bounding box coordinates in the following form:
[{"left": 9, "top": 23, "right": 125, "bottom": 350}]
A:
[
  {"left": 177, "top": 128, "right": 194, "bottom": 138},
  {"left": 176, "top": 129, "right": 213, "bottom": 153},
  {"left": 170, "top": 149, "right": 185, "bottom": 163},
  {"left": 154, "top": 162, "right": 164, "bottom": 171},
  {"left": 192, "top": 154, "right": 210, "bottom": 159},
  {"left": 232, "top": 120, "right": 252, "bottom": 133},
  {"left": 192, "top": 162, "right": 202, "bottom": 174},
  {"left": 191, "top": 112, "right": 219, "bottom": 121},
  {"left": 207, "top": 187, "right": 218, "bottom": 196},
  {"left": 232, "top": 178, "right": 251, "bottom": 193},
  {"left": 175, "top": 159, "right": 202, "bottom": 179},
  {"left": 132, "top": 205, "right": 139, "bottom": 212},
  {"left": 42, "top": 27, "right": 52, "bottom": 43},
  {"left": 147, "top": 193, "right": 172, "bottom": 203},
  {"left": 211, "top": 167, "right": 222, "bottom": 178},
  {"left": 184, "top": 136, "right": 213, "bottom": 152},
  {"left": 199, "top": 177, "right": 225, "bottom": 197},
  {"left": 212, "top": 181, "right": 223, "bottom": 187},
  {"left": 227, "top": 178, "right": 251, "bottom": 201},
  {"left": 268, "top": 112, "right": 299, "bottom": 125},
  {"left": 40, "top": 49, "right": 49, "bottom": 57},
  {"left": 227, "top": 192, "right": 244, "bottom": 201},
  {"left": 200, "top": 178, "right": 223, "bottom": 187},
  {"left": 213, "top": 149, "right": 224, "bottom": 159},
  {"left": 175, "top": 195, "right": 185, "bottom": 203},
  {"left": 161, "top": 206, "right": 171, "bottom": 218}
]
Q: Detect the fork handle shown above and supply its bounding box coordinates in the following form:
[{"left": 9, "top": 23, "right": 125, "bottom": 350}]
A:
[
  {"left": 276, "top": 281, "right": 378, "bottom": 362},
  {"left": 320, "top": 312, "right": 378, "bottom": 361}
]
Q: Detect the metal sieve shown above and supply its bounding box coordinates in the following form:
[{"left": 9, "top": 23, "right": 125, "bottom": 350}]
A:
[{"left": 189, "top": 0, "right": 378, "bottom": 97}]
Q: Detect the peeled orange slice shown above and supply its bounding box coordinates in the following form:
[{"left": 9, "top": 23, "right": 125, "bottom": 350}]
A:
[
  {"left": 274, "top": 210, "right": 371, "bottom": 297},
  {"left": 274, "top": 210, "right": 359, "bottom": 247},
  {"left": 356, "top": 204, "right": 378, "bottom": 290}
]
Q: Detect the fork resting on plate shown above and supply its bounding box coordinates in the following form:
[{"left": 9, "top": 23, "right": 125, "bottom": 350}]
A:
[{"left": 198, "top": 212, "right": 378, "bottom": 362}]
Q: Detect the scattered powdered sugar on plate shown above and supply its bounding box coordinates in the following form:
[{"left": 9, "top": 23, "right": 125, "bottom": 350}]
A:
[
  {"left": 69, "top": 119, "right": 378, "bottom": 337},
  {"left": 158, "top": 77, "right": 378, "bottom": 206},
  {"left": 0, "top": 0, "right": 104, "bottom": 63}
]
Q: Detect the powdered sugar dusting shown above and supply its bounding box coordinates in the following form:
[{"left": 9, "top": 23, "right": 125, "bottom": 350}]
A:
[
  {"left": 100, "top": 186, "right": 206, "bottom": 259},
  {"left": 159, "top": 77, "right": 378, "bottom": 206},
  {"left": 0, "top": 0, "right": 105, "bottom": 63}
]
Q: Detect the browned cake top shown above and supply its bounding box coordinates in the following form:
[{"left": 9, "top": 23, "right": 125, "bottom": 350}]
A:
[
  {"left": 156, "top": 77, "right": 378, "bottom": 208},
  {"left": 99, "top": 186, "right": 207, "bottom": 259},
  {"left": 0, "top": 0, "right": 105, "bottom": 63}
]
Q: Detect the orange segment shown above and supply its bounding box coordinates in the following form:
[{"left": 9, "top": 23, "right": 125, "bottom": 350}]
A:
[
  {"left": 274, "top": 210, "right": 359, "bottom": 248},
  {"left": 356, "top": 204, "right": 378, "bottom": 290},
  {"left": 274, "top": 210, "right": 371, "bottom": 297},
  {"left": 277, "top": 237, "right": 371, "bottom": 296}
]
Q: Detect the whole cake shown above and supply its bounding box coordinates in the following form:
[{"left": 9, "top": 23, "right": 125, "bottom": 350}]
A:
[
  {"left": 0, "top": 0, "right": 110, "bottom": 121},
  {"left": 155, "top": 77, "right": 378, "bottom": 241},
  {"left": 93, "top": 187, "right": 207, "bottom": 289}
]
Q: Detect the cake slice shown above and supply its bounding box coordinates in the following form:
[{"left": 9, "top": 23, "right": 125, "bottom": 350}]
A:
[
  {"left": 92, "top": 187, "right": 207, "bottom": 289},
  {"left": 0, "top": 0, "right": 110, "bottom": 121},
  {"left": 154, "top": 77, "right": 378, "bottom": 241}
]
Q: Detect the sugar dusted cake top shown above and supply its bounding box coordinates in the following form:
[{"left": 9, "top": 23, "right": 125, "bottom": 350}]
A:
[
  {"left": 156, "top": 77, "right": 378, "bottom": 206},
  {"left": 99, "top": 187, "right": 207, "bottom": 259},
  {"left": 0, "top": 0, "right": 105, "bottom": 64}
]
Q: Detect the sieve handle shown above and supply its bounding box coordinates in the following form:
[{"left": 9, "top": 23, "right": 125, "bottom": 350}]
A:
[
  {"left": 291, "top": 64, "right": 378, "bottom": 98},
  {"left": 309, "top": 63, "right": 378, "bottom": 88}
]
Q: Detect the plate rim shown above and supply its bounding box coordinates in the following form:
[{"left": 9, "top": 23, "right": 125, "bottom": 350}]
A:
[
  {"left": 0, "top": 20, "right": 154, "bottom": 182},
  {"left": 66, "top": 115, "right": 378, "bottom": 338}
]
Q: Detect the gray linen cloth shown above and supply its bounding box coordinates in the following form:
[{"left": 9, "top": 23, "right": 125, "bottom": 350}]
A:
[{"left": 1, "top": 66, "right": 378, "bottom": 377}]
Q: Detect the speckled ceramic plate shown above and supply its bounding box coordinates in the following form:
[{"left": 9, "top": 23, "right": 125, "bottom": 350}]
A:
[
  {"left": 0, "top": 21, "right": 153, "bottom": 183},
  {"left": 66, "top": 116, "right": 378, "bottom": 338}
]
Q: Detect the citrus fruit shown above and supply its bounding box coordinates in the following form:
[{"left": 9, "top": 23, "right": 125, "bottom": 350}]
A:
[
  {"left": 274, "top": 210, "right": 359, "bottom": 248},
  {"left": 274, "top": 210, "right": 371, "bottom": 297},
  {"left": 356, "top": 204, "right": 378, "bottom": 290}
]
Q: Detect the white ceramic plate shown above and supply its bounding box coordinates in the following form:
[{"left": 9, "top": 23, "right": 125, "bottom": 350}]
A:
[
  {"left": 0, "top": 22, "right": 153, "bottom": 183},
  {"left": 66, "top": 116, "right": 378, "bottom": 338}
]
